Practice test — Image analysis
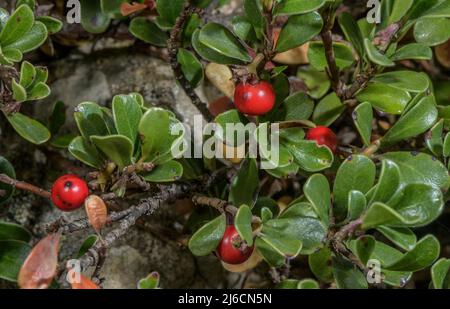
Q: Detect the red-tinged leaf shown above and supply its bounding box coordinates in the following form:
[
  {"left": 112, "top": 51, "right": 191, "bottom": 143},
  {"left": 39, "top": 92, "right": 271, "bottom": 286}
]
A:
[
  {"left": 18, "top": 233, "right": 61, "bottom": 289},
  {"left": 120, "top": 2, "right": 148, "bottom": 16},
  {"left": 71, "top": 274, "right": 100, "bottom": 289},
  {"left": 85, "top": 195, "right": 108, "bottom": 233}
]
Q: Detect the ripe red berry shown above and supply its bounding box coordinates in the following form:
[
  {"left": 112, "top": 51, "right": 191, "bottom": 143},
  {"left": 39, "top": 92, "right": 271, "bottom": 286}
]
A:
[
  {"left": 217, "top": 225, "right": 253, "bottom": 265},
  {"left": 306, "top": 126, "right": 338, "bottom": 153},
  {"left": 51, "top": 175, "right": 89, "bottom": 211},
  {"left": 234, "top": 81, "right": 276, "bottom": 116}
]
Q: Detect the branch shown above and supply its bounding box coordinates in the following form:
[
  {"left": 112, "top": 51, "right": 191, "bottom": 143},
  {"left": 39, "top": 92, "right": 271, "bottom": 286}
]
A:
[
  {"left": 0, "top": 173, "right": 51, "bottom": 199},
  {"left": 321, "top": 8, "right": 342, "bottom": 96},
  {"left": 167, "top": 2, "right": 213, "bottom": 122}
]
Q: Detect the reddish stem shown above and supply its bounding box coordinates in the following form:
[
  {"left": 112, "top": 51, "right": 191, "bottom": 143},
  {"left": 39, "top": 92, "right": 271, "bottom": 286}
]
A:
[{"left": 0, "top": 173, "right": 51, "bottom": 199}]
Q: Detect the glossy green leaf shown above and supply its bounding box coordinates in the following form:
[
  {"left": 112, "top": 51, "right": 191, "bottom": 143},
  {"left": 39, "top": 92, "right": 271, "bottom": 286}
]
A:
[
  {"left": 283, "top": 92, "right": 314, "bottom": 121},
  {"left": 333, "top": 155, "right": 376, "bottom": 221},
  {"left": 423, "top": 0, "right": 450, "bottom": 18},
  {"left": 12, "top": 79, "right": 27, "bottom": 103},
  {"left": 48, "top": 101, "right": 66, "bottom": 135},
  {"left": 298, "top": 279, "right": 319, "bottom": 289},
  {"left": 386, "top": 235, "right": 440, "bottom": 272},
  {"left": 389, "top": 0, "right": 414, "bottom": 23},
  {"left": 308, "top": 41, "right": 355, "bottom": 71},
  {"left": 112, "top": 94, "right": 142, "bottom": 144},
  {"left": 298, "top": 66, "right": 330, "bottom": 99},
  {"left": 376, "top": 226, "right": 417, "bottom": 251},
  {"left": 232, "top": 16, "right": 257, "bottom": 42},
  {"left": 229, "top": 158, "right": 259, "bottom": 207},
  {"left": 285, "top": 140, "right": 334, "bottom": 172},
  {"left": 4, "top": 21, "right": 47, "bottom": 53},
  {"left": 391, "top": 43, "right": 432, "bottom": 61},
  {"left": 0, "top": 222, "right": 31, "bottom": 242},
  {"left": 345, "top": 190, "right": 366, "bottom": 222},
  {"left": 244, "top": 0, "right": 264, "bottom": 38},
  {"left": 6, "top": 112, "right": 50, "bottom": 145},
  {"left": 27, "top": 82, "right": 50, "bottom": 100},
  {"left": 192, "top": 29, "right": 243, "bottom": 65},
  {"left": 308, "top": 247, "right": 333, "bottom": 283},
  {"left": 0, "top": 5, "right": 34, "bottom": 46},
  {"left": 80, "top": 0, "right": 110, "bottom": 34},
  {"left": 414, "top": 18, "right": 450, "bottom": 46},
  {"left": 234, "top": 205, "right": 254, "bottom": 246},
  {"left": 76, "top": 235, "right": 98, "bottom": 258},
  {"left": 129, "top": 17, "right": 168, "bottom": 47},
  {"left": 259, "top": 225, "right": 302, "bottom": 258},
  {"left": 177, "top": 48, "right": 204, "bottom": 88},
  {"left": 156, "top": 0, "right": 184, "bottom": 27},
  {"left": 443, "top": 132, "right": 450, "bottom": 157},
  {"left": 91, "top": 135, "right": 133, "bottom": 170},
  {"left": 36, "top": 16, "right": 63, "bottom": 34},
  {"left": 364, "top": 38, "right": 394, "bottom": 66},
  {"left": 19, "top": 61, "right": 35, "bottom": 89},
  {"left": 275, "top": 12, "right": 323, "bottom": 53},
  {"left": 0, "top": 240, "right": 31, "bottom": 282},
  {"left": 100, "top": 0, "right": 127, "bottom": 18},
  {"left": 0, "top": 156, "right": 15, "bottom": 205},
  {"left": 431, "top": 258, "right": 450, "bottom": 289},
  {"left": 312, "top": 93, "right": 345, "bottom": 126},
  {"left": 353, "top": 102, "right": 373, "bottom": 146},
  {"left": 425, "top": 119, "right": 444, "bottom": 157},
  {"left": 68, "top": 136, "right": 103, "bottom": 169},
  {"left": 255, "top": 236, "right": 285, "bottom": 267},
  {"left": 354, "top": 235, "right": 376, "bottom": 265},
  {"left": 138, "top": 272, "right": 160, "bottom": 289},
  {"left": 356, "top": 83, "right": 411, "bottom": 115},
  {"left": 274, "top": 0, "right": 326, "bottom": 16},
  {"left": 142, "top": 160, "right": 183, "bottom": 182},
  {"left": 338, "top": 12, "right": 365, "bottom": 58},
  {"left": 188, "top": 214, "right": 226, "bottom": 256},
  {"left": 381, "top": 151, "right": 450, "bottom": 191},
  {"left": 74, "top": 102, "right": 109, "bottom": 139},
  {"left": 332, "top": 255, "right": 368, "bottom": 289},
  {"left": 368, "top": 160, "right": 400, "bottom": 205},
  {"left": 198, "top": 23, "right": 251, "bottom": 62},
  {"left": 382, "top": 96, "right": 438, "bottom": 145},
  {"left": 372, "top": 71, "right": 429, "bottom": 93},
  {"left": 304, "top": 174, "right": 330, "bottom": 226}
]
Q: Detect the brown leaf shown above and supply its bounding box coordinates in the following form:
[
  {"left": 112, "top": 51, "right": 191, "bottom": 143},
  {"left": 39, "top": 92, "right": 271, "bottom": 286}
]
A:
[
  {"left": 120, "top": 2, "right": 148, "bottom": 16},
  {"left": 71, "top": 274, "right": 100, "bottom": 289},
  {"left": 18, "top": 233, "right": 61, "bottom": 289},
  {"left": 85, "top": 195, "right": 108, "bottom": 233}
]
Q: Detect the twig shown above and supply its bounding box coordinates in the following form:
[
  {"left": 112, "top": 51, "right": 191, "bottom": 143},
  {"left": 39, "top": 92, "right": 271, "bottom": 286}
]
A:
[
  {"left": 0, "top": 173, "right": 51, "bottom": 199},
  {"left": 167, "top": 2, "right": 213, "bottom": 122},
  {"left": 331, "top": 218, "right": 366, "bottom": 271},
  {"left": 321, "top": 8, "right": 342, "bottom": 96},
  {"left": 360, "top": 139, "right": 381, "bottom": 157}
]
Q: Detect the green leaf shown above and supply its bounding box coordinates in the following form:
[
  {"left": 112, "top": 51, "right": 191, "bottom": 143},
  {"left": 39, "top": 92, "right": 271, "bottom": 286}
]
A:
[
  {"left": 274, "top": 0, "right": 326, "bottom": 16},
  {"left": 0, "top": 48, "right": 22, "bottom": 64},
  {"left": 156, "top": 0, "right": 184, "bottom": 27},
  {"left": 48, "top": 101, "right": 66, "bottom": 135},
  {"left": 0, "top": 4, "right": 34, "bottom": 46},
  {"left": 298, "top": 279, "right": 319, "bottom": 289},
  {"left": 283, "top": 92, "right": 314, "bottom": 121},
  {"left": 198, "top": 23, "right": 251, "bottom": 63},
  {"left": 443, "top": 132, "right": 450, "bottom": 157},
  {"left": 312, "top": 93, "right": 345, "bottom": 126},
  {"left": 352, "top": 102, "right": 373, "bottom": 146},
  {"left": 4, "top": 21, "right": 47, "bottom": 53},
  {"left": 255, "top": 236, "right": 285, "bottom": 267},
  {"left": 68, "top": 136, "right": 104, "bottom": 169},
  {"left": 112, "top": 94, "right": 142, "bottom": 144},
  {"left": 27, "top": 82, "right": 50, "bottom": 100},
  {"left": 76, "top": 235, "right": 98, "bottom": 258},
  {"left": 414, "top": 18, "right": 450, "bottom": 46},
  {"left": 304, "top": 174, "right": 330, "bottom": 226},
  {"left": 423, "top": 0, "right": 450, "bottom": 18},
  {"left": 177, "top": 48, "right": 204, "bottom": 88},
  {"left": 431, "top": 258, "right": 450, "bottom": 289},
  {"left": 74, "top": 102, "right": 109, "bottom": 139},
  {"left": 372, "top": 71, "right": 429, "bottom": 93},
  {"left": 138, "top": 272, "right": 160, "bottom": 289},
  {"left": 36, "top": 16, "right": 63, "bottom": 34},
  {"left": 244, "top": 0, "right": 264, "bottom": 38},
  {"left": 385, "top": 235, "right": 440, "bottom": 272},
  {"left": 391, "top": 43, "right": 432, "bottom": 61},
  {"left": 368, "top": 160, "right": 400, "bottom": 205},
  {"left": 376, "top": 226, "right": 417, "bottom": 251},
  {"left": 425, "top": 119, "right": 444, "bottom": 157},
  {"left": 100, "top": 0, "right": 128, "bottom": 18},
  {"left": 142, "top": 160, "right": 183, "bottom": 182},
  {"left": 258, "top": 225, "right": 302, "bottom": 258},
  {"left": 0, "top": 240, "right": 31, "bottom": 282},
  {"left": 333, "top": 155, "right": 376, "bottom": 221},
  {"left": 50, "top": 134, "right": 76, "bottom": 149},
  {"left": 19, "top": 61, "right": 35, "bottom": 89},
  {"left": 356, "top": 83, "right": 411, "bottom": 115},
  {"left": 91, "top": 135, "right": 133, "bottom": 170},
  {"left": 275, "top": 12, "right": 323, "bottom": 53},
  {"left": 188, "top": 214, "right": 226, "bottom": 256},
  {"left": 332, "top": 255, "right": 368, "bottom": 289},
  {"left": 192, "top": 29, "right": 243, "bottom": 65},
  {"left": 382, "top": 96, "right": 438, "bottom": 145},
  {"left": 354, "top": 235, "right": 376, "bottom": 265},
  {"left": 0, "top": 222, "right": 31, "bottom": 242},
  {"left": 0, "top": 156, "right": 15, "bottom": 205},
  {"left": 6, "top": 112, "right": 50, "bottom": 145},
  {"left": 285, "top": 140, "right": 334, "bottom": 172},
  {"left": 234, "top": 204, "right": 254, "bottom": 246},
  {"left": 298, "top": 66, "right": 330, "bottom": 99},
  {"left": 381, "top": 151, "right": 450, "bottom": 191},
  {"left": 345, "top": 190, "right": 366, "bottom": 222},
  {"left": 16, "top": 0, "right": 35, "bottom": 8},
  {"left": 12, "top": 79, "right": 27, "bottom": 103},
  {"left": 229, "top": 158, "right": 259, "bottom": 207},
  {"left": 232, "top": 16, "right": 257, "bottom": 42},
  {"left": 308, "top": 41, "right": 355, "bottom": 71},
  {"left": 129, "top": 17, "right": 168, "bottom": 47},
  {"left": 80, "top": 0, "right": 110, "bottom": 34},
  {"left": 364, "top": 38, "right": 394, "bottom": 66},
  {"left": 389, "top": 0, "right": 414, "bottom": 23},
  {"left": 308, "top": 247, "right": 334, "bottom": 283},
  {"left": 338, "top": 12, "right": 365, "bottom": 58}
]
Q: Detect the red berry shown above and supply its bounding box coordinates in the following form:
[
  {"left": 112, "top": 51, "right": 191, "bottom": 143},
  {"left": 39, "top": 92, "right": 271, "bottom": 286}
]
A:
[
  {"left": 51, "top": 175, "right": 89, "bottom": 211},
  {"left": 234, "top": 81, "right": 276, "bottom": 116},
  {"left": 217, "top": 225, "right": 253, "bottom": 265},
  {"left": 306, "top": 126, "right": 338, "bottom": 153}
]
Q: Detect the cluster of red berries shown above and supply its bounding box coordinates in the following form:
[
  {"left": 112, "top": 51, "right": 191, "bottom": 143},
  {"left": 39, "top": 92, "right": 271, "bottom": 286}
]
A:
[{"left": 51, "top": 175, "right": 89, "bottom": 211}]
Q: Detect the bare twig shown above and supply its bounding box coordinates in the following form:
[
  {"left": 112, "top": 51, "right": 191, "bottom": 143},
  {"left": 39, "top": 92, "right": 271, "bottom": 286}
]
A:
[
  {"left": 0, "top": 173, "right": 51, "bottom": 199},
  {"left": 321, "top": 8, "right": 342, "bottom": 96},
  {"left": 167, "top": 2, "right": 213, "bottom": 121}
]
